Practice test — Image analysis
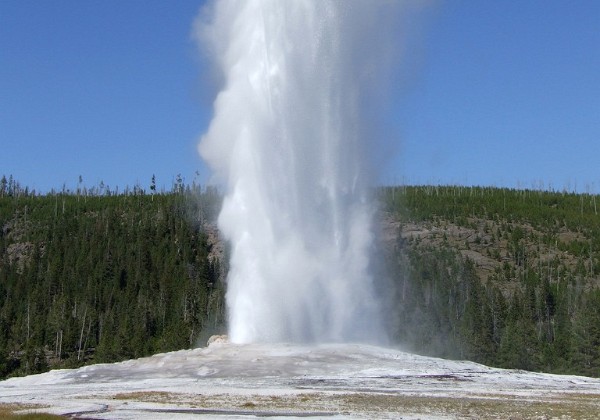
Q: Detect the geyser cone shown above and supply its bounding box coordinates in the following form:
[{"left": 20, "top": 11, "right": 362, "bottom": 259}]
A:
[{"left": 196, "top": 0, "right": 404, "bottom": 344}]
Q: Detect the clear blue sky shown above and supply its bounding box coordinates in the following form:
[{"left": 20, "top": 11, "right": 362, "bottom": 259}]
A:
[{"left": 1, "top": 1, "right": 599, "bottom": 193}]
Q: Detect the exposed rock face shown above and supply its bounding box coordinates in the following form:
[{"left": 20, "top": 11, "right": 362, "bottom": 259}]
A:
[
  {"left": 3, "top": 216, "right": 38, "bottom": 274},
  {"left": 201, "top": 221, "right": 227, "bottom": 285},
  {"left": 378, "top": 211, "right": 599, "bottom": 288},
  {"left": 6, "top": 242, "right": 34, "bottom": 273},
  {"left": 203, "top": 222, "right": 224, "bottom": 265},
  {"left": 207, "top": 334, "right": 229, "bottom": 347}
]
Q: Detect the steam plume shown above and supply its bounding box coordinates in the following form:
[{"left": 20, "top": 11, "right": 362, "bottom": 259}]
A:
[{"left": 195, "top": 0, "right": 407, "bottom": 343}]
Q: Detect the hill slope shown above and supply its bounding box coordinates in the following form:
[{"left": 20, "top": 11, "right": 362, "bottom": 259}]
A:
[
  {"left": 0, "top": 185, "right": 226, "bottom": 378},
  {"left": 1, "top": 182, "right": 599, "bottom": 378},
  {"left": 379, "top": 186, "right": 600, "bottom": 377}
]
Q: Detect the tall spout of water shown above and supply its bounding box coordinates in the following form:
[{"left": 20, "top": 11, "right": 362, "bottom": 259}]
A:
[{"left": 196, "top": 0, "right": 406, "bottom": 343}]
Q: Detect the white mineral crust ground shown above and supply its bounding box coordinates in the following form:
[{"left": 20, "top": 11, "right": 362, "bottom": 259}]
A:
[{"left": 1, "top": 342, "right": 599, "bottom": 419}]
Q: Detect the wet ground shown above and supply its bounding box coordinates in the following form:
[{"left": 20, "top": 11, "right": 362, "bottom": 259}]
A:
[{"left": 1, "top": 342, "right": 599, "bottom": 419}]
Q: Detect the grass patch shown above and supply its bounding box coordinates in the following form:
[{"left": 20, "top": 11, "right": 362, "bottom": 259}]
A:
[
  {"left": 0, "top": 404, "right": 63, "bottom": 419},
  {"left": 334, "top": 392, "right": 600, "bottom": 419},
  {"left": 113, "top": 391, "right": 172, "bottom": 402},
  {"left": 106, "top": 390, "right": 600, "bottom": 418}
]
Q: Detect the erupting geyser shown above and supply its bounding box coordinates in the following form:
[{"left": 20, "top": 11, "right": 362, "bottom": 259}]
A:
[{"left": 196, "top": 0, "right": 404, "bottom": 343}]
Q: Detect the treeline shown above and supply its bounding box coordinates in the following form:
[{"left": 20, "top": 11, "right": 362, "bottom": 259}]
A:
[
  {"left": 0, "top": 180, "right": 225, "bottom": 378},
  {"left": 381, "top": 186, "right": 600, "bottom": 377},
  {"left": 0, "top": 173, "right": 194, "bottom": 198},
  {"left": 382, "top": 184, "right": 600, "bottom": 237}
]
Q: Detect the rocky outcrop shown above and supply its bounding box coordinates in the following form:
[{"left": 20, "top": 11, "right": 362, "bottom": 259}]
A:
[{"left": 207, "top": 334, "right": 229, "bottom": 347}]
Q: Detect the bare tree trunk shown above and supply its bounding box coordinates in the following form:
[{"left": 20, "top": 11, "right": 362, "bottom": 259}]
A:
[
  {"left": 82, "top": 318, "right": 92, "bottom": 361},
  {"left": 27, "top": 302, "right": 30, "bottom": 342},
  {"left": 58, "top": 330, "right": 63, "bottom": 361},
  {"left": 78, "top": 307, "right": 87, "bottom": 361}
]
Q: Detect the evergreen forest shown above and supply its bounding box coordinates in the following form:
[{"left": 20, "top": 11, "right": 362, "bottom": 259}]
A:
[
  {"left": 1, "top": 176, "right": 599, "bottom": 379},
  {"left": 0, "top": 176, "right": 225, "bottom": 378},
  {"left": 380, "top": 185, "right": 600, "bottom": 377}
]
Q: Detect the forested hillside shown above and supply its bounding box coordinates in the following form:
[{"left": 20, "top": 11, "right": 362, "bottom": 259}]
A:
[
  {"left": 0, "top": 177, "right": 225, "bottom": 378},
  {"left": 1, "top": 178, "right": 599, "bottom": 379},
  {"left": 380, "top": 186, "right": 600, "bottom": 377}
]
